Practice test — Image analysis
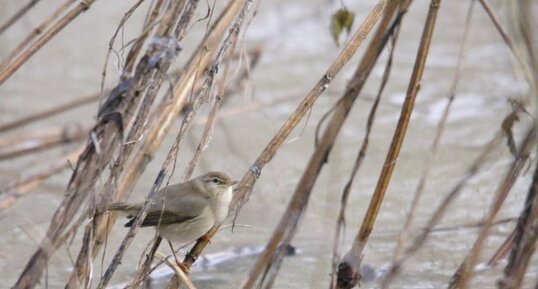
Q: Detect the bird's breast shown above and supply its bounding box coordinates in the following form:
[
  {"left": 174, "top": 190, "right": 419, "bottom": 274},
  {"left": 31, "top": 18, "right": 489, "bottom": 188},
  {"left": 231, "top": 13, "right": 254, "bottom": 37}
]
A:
[{"left": 214, "top": 187, "right": 233, "bottom": 224}]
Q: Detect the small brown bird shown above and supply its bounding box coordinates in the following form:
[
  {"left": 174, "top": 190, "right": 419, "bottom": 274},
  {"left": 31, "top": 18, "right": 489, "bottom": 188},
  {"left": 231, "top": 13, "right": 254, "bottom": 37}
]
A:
[{"left": 109, "top": 171, "right": 237, "bottom": 246}]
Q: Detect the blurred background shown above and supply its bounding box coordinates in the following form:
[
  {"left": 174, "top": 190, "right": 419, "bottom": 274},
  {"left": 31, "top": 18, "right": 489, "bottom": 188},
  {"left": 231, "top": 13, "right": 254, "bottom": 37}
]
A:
[{"left": 0, "top": 0, "right": 537, "bottom": 288}]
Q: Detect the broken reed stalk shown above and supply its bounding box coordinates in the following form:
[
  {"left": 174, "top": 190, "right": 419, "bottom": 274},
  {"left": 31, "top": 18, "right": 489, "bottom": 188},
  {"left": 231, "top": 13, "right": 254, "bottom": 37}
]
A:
[
  {"left": 380, "top": 131, "right": 504, "bottom": 286},
  {"left": 122, "top": 0, "right": 166, "bottom": 78},
  {"left": 240, "top": 2, "right": 403, "bottom": 289},
  {"left": 386, "top": 1, "right": 473, "bottom": 286},
  {"left": 0, "top": 94, "right": 99, "bottom": 134},
  {"left": 498, "top": 155, "right": 538, "bottom": 289},
  {"left": 329, "top": 10, "right": 400, "bottom": 289},
  {"left": 0, "top": 124, "right": 89, "bottom": 161},
  {"left": 0, "top": 0, "right": 96, "bottom": 85},
  {"left": 67, "top": 1, "right": 198, "bottom": 287},
  {"left": 99, "top": 0, "right": 151, "bottom": 95},
  {"left": 164, "top": 3, "right": 254, "bottom": 289},
  {"left": 183, "top": 5, "right": 243, "bottom": 180},
  {"left": 338, "top": 0, "right": 440, "bottom": 288},
  {"left": 498, "top": 2, "right": 537, "bottom": 288},
  {"left": 448, "top": 126, "right": 537, "bottom": 289},
  {"left": 0, "top": 145, "right": 83, "bottom": 211},
  {"left": 180, "top": 0, "right": 389, "bottom": 275},
  {"left": 69, "top": 1, "right": 254, "bottom": 287},
  {"left": 0, "top": 45, "right": 259, "bottom": 138},
  {"left": 0, "top": 0, "right": 76, "bottom": 70},
  {"left": 0, "top": 0, "right": 41, "bottom": 35},
  {"left": 13, "top": 0, "right": 193, "bottom": 287}
]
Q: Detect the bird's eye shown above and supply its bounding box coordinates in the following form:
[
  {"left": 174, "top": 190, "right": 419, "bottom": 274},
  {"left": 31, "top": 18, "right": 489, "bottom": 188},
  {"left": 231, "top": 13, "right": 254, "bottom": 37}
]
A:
[{"left": 211, "top": 178, "right": 222, "bottom": 184}]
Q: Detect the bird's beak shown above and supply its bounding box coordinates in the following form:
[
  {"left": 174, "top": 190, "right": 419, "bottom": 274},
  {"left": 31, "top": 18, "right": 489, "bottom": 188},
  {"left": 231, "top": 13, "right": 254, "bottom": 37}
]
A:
[{"left": 230, "top": 180, "right": 239, "bottom": 186}]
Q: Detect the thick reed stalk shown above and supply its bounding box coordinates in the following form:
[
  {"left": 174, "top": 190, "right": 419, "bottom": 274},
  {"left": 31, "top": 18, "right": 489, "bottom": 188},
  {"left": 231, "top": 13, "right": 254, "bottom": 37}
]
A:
[{"left": 181, "top": 0, "right": 389, "bottom": 274}]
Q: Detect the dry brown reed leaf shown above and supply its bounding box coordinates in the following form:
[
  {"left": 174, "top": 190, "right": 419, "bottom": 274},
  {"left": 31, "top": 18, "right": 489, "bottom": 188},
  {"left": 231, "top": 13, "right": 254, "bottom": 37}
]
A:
[
  {"left": 86, "top": 1, "right": 259, "bottom": 288},
  {"left": 14, "top": 0, "right": 194, "bottom": 287},
  {"left": 91, "top": 1, "right": 197, "bottom": 288},
  {"left": 164, "top": 2, "right": 255, "bottom": 288}
]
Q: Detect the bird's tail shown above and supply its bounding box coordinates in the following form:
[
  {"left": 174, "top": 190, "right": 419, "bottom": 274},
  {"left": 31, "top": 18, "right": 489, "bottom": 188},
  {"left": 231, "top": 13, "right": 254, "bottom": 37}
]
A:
[{"left": 107, "top": 202, "right": 140, "bottom": 216}]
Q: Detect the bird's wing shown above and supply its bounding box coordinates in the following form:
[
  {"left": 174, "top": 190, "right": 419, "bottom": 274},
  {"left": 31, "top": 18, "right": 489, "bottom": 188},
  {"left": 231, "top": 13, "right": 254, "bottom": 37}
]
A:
[{"left": 124, "top": 210, "right": 198, "bottom": 227}]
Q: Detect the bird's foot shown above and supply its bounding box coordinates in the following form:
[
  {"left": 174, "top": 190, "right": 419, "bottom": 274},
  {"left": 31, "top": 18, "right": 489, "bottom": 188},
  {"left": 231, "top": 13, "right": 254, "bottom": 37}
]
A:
[
  {"left": 175, "top": 261, "right": 189, "bottom": 274},
  {"left": 199, "top": 235, "right": 212, "bottom": 243}
]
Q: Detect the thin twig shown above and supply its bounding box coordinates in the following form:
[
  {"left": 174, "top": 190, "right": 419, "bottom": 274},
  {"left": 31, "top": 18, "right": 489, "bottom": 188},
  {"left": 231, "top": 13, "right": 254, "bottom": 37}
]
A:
[
  {"left": 239, "top": 1, "right": 400, "bottom": 289},
  {"left": 379, "top": 132, "right": 504, "bottom": 286},
  {"left": 0, "top": 0, "right": 97, "bottom": 85},
  {"left": 329, "top": 10, "right": 400, "bottom": 289},
  {"left": 0, "top": 124, "right": 90, "bottom": 161},
  {"left": 0, "top": 94, "right": 99, "bottom": 133},
  {"left": 498, "top": 145, "right": 538, "bottom": 289},
  {"left": 0, "top": 0, "right": 41, "bottom": 35},
  {"left": 448, "top": 127, "right": 537, "bottom": 289},
  {"left": 181, "top": 0, "right": 389, "bottom": 274},
  {"left": 0, "top": 146, "right": 83, "bottom": 211},
  {"left": 0, "top": 0, "right": 76, "bottom": 70}
]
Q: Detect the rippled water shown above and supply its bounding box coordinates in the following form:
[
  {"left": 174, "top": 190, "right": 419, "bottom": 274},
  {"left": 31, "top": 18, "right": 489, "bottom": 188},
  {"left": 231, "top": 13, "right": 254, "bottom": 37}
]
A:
[{"left": 0, "top": 0, "right": 537, "bottom": 288}]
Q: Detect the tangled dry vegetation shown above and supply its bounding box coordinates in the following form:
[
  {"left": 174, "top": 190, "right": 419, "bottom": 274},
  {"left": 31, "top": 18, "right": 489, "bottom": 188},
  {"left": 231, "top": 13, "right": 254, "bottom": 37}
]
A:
[{"left": 0, "top": 0, "right": 536, "bottom": 289}]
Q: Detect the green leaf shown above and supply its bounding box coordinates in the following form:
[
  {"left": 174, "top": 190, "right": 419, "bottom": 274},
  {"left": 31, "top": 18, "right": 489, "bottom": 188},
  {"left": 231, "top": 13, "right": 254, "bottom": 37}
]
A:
[{"left": 331, "top": 9, "right": 355, "bottom": 47}]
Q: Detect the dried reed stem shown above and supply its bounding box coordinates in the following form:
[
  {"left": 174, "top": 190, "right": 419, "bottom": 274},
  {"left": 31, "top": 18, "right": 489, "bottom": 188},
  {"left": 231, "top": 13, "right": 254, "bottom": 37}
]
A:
[
  {"left": 68, "top": 1, "right": 200, "bottom": 287},
  {"left": 0, "top": 0, "right": 96, "bottom": 85},
  {"left": 0, "top": 94, "right": 98, "bottom": 133},
  {"left": 75, "top": 1, "right": 252, "bottom": 287},
  {"left": 0, "top": 0, "right": 76, "bottom": 70},
  {"left": 384, "top": 2, "right": 473, "bottom": 288},
  {"left": 329, "top": 9, "right": 400, "bottom": 289},
  {"left": 498, "top": 146, "right": 538, "bottom": 289},
  {"left": 0, "top": 124, "right": 89, "bottom": 161},
  {"left": 477, "top": 0, "right": 513, "bottom": 51},
  {"left": 0, "top": 146, "right": 83, "bottom": 211},
  {"left": 487, "top": 228, "right": 516, "bottom": 267},
  {"left": 339, "top": 1, "right": 440, "bottom": 288},
  {"left": 448, "top": 126, "right": 537, "bottom": 289},
  {"left": 242, "top": 1, "right": 401, "bottom": 288},
  {"left": 181, "top": 0, "right": 388, "bottom": 275},
  {"left": 12, "top": 0, "right": 193, "bottom": 286},
  {"left": 0, "top": 0, "right": 41, "bottom": 35},
  {"left": 380, "top": 132, "right": 503, "bottom": 286}
]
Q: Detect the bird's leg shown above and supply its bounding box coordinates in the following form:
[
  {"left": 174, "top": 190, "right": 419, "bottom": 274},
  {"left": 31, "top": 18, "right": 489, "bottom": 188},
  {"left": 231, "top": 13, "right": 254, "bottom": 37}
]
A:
[{"left": 168, "top": 241, "right": 189, "bottom": 274}]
